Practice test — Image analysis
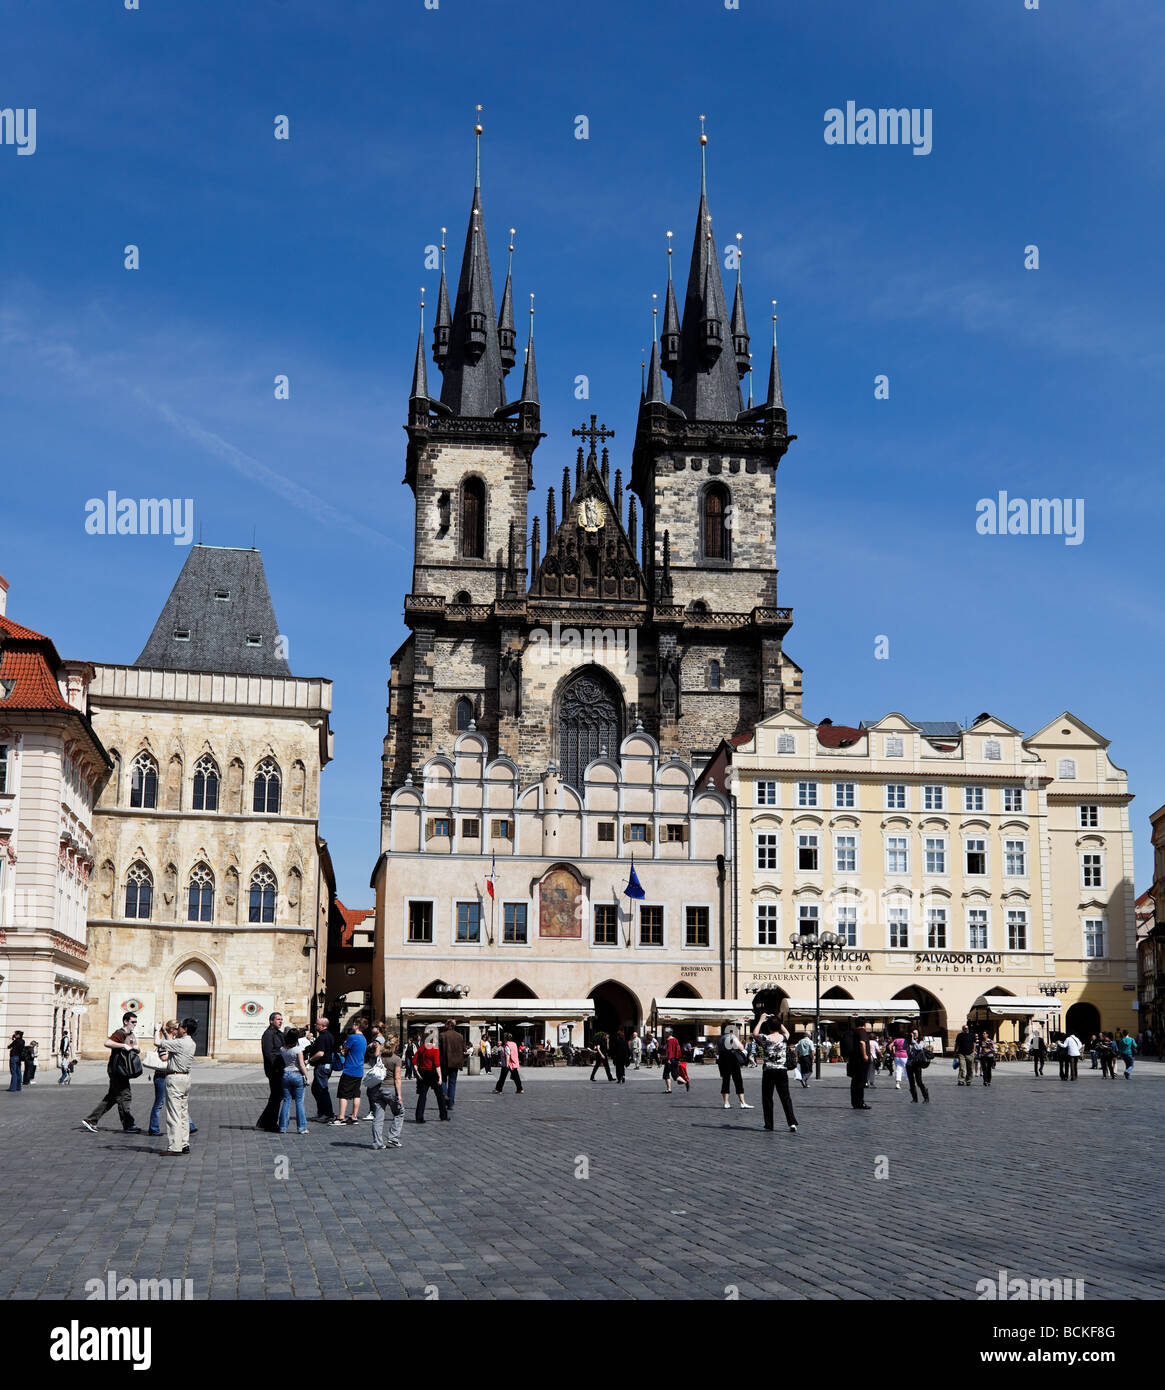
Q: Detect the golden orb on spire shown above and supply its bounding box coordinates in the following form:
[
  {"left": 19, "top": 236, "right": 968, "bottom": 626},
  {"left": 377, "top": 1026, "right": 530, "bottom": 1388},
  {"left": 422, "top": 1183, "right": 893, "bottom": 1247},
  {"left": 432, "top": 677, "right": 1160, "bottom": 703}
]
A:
[{"left": 699, "top": 114, "right": 708, "bottom": 146}]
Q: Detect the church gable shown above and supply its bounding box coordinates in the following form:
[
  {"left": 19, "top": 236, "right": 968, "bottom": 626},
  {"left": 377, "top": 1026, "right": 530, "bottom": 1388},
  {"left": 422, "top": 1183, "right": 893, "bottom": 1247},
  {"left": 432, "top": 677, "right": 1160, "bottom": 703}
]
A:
[{"left": 530, "top": 454, "right": 646, "bottom": 605}]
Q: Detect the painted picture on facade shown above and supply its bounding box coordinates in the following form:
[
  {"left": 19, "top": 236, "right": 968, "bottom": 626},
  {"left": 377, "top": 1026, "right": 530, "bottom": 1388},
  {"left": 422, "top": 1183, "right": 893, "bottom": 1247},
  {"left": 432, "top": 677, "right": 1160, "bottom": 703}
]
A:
[{"left": 538, "top": 867, "right": 583, "bottom": 939}]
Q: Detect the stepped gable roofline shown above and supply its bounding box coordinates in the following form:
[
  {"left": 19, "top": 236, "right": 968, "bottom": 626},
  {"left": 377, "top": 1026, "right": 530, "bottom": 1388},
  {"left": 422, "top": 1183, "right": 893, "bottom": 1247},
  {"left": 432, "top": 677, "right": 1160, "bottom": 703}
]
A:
[{"left": 134, "top": 544, "right": 292, "bottom": 678}]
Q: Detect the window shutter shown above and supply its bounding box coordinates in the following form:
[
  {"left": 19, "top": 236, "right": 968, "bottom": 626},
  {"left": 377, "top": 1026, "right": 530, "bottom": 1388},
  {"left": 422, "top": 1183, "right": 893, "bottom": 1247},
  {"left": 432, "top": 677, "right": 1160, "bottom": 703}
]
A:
[
  {"left": 681, "top": 824, "right": 689, "bottom": 843},
  {"left": 623, "top": 823, "right": 631, "bottom": 842},
  {"left": 645, "top": 824, "right": 654, "bottom": 845},
  {"left": 425, "top": 818, "right": 434, "bottom": 840}
]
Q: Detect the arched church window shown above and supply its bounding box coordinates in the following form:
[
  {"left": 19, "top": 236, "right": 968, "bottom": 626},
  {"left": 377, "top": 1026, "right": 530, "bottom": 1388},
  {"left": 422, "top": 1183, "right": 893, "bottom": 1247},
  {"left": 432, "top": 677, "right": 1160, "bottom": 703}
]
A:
[
  {"left": 249, "top": 866, "right": 277, "bottom": 924},
  {"left": 130, "top": 752, "right": 158, "bottom": 809},
  {"left": 708, "top": 659, "right": 721, "bottom": 690},
  {"left": 253, "top": 759, "right": 281, "bottom": 814},
  {"left": 461, "top": 477, "right": 486, "bottom": 559},
  {"left": 558, "top": 668, "right": 622, "bottom": 790},
  {"left": 192, "top": 755, "right": 220, "bottom": 812},
  {"left": 703, "top": 483, "right": 730, "bottom": 561},
  {"left": 454, "top": 590, "right": 472, "bottom": 605},
  {"left": 187, "top": 863, "right": 215, "bottom": 923},
  {"left": 124, "top": 862, "right": 153, "bottom": 920},
  {"left": 456, "top": 697, "right": 474, "bottom": 731}
]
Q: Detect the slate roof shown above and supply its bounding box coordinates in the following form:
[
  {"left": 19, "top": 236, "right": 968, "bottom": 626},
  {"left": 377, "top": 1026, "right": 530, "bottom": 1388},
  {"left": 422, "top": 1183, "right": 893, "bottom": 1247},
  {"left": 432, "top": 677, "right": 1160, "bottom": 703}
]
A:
[{"left": 134, "top": 546, "right": 292, "bottom": 677}]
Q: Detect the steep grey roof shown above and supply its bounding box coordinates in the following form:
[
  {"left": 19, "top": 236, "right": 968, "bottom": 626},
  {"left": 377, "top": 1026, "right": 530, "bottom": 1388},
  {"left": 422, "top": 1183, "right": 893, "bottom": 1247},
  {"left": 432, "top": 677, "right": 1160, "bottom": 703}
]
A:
[
  {"left": 670, "top": 190, "right": 744, "bottom": 422},
  {"left": 135, "top": 546, "right": 292, "bottom": 677},
  {"left": 917, "top": 721, "right": 963, "bottom": 737},
  {"left": 438, "top": 183, "right": 506, "bottom": 417}
]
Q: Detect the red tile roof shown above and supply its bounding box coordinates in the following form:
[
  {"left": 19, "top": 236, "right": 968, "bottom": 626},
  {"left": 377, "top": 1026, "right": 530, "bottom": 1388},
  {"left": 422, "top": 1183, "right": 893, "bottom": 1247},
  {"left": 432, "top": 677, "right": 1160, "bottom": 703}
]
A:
[
  {"left": 0, "top": 616, "right": 71, "bottom": 711},
  {"left": 816, "top": 724, "right": 866, "bottom": 748},
  {"left": 335, "top": 898, "right": 374, "bottom": 948}
]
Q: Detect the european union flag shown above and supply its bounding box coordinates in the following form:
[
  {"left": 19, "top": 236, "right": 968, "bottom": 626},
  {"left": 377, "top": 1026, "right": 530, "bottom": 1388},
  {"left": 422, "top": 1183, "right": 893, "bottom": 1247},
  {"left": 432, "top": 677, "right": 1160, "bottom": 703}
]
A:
[{"left": 624, "top": 856, "right": 646, "bottom": 900}]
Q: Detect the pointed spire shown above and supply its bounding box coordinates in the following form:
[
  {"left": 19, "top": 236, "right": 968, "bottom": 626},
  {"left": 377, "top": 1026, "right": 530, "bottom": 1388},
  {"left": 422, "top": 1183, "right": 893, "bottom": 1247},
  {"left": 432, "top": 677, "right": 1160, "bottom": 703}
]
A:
[
  {"left": 614, "top": 467, "right": 623, "bottom": 519},
  {"left": 640, "top": 349, "right": 646, "bottom": 406},
  {"left": 731, "top": 232, "right": 750, "bottom": 379},
  {"left": 661, "top": 231, "right": 680, "bottom": 375},
  {"left": 409, "top": 288, "right": 430, "bottom": 415},
  {"left": 547, "top": 486, "right": 557, "bottom": 538},
  {"left": 531, "top": 515, "right": 541, "bottom": 573},
  {"left": 432, "top": 227, "right": 451, "bottom": 365},
  {"left": 670, "top": 118, "right": 743, "bottom": 421},
  {"left": 575, "top": 446, "right": 584, "bottom": 494},
  {"left": 601, "top": 446, "right": 610, "bottom": 487},
  {"left": 437, "top": 106, "right": 506, "bottom": 416},
  {"left": 519, "top": 293, "right": 539, "bottom": 404},
  {"left": 562, "top": 465, "right": 571, "bottom": 507},
  {"left": 498, "top": 228, "right": 517, "bottom": 373},
  {"left": 628, "top": 494, "right": 638, "bottom": 553},
  {"left": 765, "top": 300, "right": 786, "bottom": 412}
]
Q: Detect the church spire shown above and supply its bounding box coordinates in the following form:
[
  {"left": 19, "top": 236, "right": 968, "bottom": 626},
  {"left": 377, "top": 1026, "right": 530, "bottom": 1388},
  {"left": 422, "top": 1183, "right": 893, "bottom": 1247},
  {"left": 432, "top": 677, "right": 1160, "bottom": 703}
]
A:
[
  {"left": 409, "top": 289, "right": 430, "bottom": 421},
  {"left": 498, "top": 228, "right": 517, "bottom": 373},
  {"left": 519, "top": 294, "right": 539, "bottom": 411},
  {"left": 765, "top": 300, "right": 786, "bottom": 413},
  {"left": 437, "top": 105, "right": 506, "bottom": 417},
  {"left": 645, "top": 297, "right": 667, "bottom": 406},
  {"left": 669, "top": 117, "right": 743, "bottom": 421},
  {"left": 432, "top": 227, "right": 451, "bottom": 366},
  {"left": 730, "top": 232, "right": 750, "bottom": 379},
  {"left": 661, "top": 230, "right": 680, "bottom": 375}
]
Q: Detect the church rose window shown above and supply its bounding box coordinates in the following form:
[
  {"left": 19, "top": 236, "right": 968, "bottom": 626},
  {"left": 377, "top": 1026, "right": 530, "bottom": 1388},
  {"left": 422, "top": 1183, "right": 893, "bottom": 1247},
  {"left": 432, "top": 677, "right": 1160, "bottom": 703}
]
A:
[{"left": 558, "top": 670, "right": 621, "bottom": 790}]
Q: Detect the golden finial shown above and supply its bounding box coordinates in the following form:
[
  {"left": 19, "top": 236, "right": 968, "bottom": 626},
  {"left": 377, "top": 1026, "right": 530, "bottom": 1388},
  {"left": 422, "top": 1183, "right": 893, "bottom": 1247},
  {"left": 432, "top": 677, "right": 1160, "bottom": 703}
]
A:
[
  {"left": 474, "top": 103, "right": 484, "bottom": 136},
  {"left": 699, "top": 114, "right": 707, "bottom": 146}
]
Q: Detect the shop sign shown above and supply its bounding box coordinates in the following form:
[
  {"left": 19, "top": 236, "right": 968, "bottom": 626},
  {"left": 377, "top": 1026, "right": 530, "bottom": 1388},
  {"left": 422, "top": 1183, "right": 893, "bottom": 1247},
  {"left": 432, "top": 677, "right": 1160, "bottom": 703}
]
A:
[{"left": 913, "top": 951, "right": 1004, "bottom": 974}]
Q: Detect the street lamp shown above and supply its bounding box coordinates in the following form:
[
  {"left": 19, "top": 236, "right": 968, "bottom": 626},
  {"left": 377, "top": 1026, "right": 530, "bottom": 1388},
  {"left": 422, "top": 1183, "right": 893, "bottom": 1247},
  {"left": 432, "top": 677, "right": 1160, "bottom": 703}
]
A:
[
  {"left": 791, "top": 928, "right": 844, "bottom": 1078},
  {"left": 1039, "top": 980, "right": 1070, "bottom": 1043}
]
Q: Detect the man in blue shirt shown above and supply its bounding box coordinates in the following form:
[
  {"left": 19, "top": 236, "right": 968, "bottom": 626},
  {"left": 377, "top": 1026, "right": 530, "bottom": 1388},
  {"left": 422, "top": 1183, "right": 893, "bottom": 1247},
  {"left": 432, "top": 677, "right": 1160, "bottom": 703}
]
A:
[{"left": 333, "top": 1024, "right": 367, "bottom": 1125}]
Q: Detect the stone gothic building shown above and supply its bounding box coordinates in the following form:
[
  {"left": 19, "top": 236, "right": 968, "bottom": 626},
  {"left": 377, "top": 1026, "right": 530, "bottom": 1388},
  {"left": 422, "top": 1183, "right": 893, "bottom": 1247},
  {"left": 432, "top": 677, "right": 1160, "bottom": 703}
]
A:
[{"left": 380, "top": 125, "right": 803, "bottom": 846}]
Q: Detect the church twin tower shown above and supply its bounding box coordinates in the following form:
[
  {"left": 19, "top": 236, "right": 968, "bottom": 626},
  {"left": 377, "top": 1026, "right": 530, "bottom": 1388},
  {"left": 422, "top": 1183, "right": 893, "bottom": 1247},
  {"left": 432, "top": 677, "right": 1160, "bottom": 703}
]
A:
[{"left": 381, "top": 119, "right": 803, "bottom": 828}]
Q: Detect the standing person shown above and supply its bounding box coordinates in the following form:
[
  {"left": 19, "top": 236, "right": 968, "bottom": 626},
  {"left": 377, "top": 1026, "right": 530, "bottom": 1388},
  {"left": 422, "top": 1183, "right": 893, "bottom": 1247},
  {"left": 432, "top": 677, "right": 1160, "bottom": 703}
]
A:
[
  {"left": 478, "top": 1034, "right": 492, "bottom": 1075},
  {"left": 1088, "top": 1035, "right": 1100, "bottom": 1070},
  {"left": 795, "top": 1031, "right": 814, "bottom": 1088},
  {"left": 905, "top": 1029, "right": 931, "bottom": 1103},
  {"left": 978, "top": 1033, "right": 997, "bottom": 1087},
  {"left": 493, "top": 1032, "right": 524, "bottom": 1094},
  {"left": 438, "top": 1019, "right": 466, "bottom": 1109},
  {"left": 716, "top": 1027, "right": 751, "bottom": 1109},
  {"left": 846, "top": 1017, "right": 871, "bottom": 1110},
  {"left": 148, "top": 1022, "right": 198, "bottom": 1137},
  {"left": 1099, "top": 1033, "right": 1116, "bottom": 1079},
  {"left": 7, "top": 1031, "right": 24, "bottom": 1092},
  {"left": 256, "top": 1011, "right": 285, "bottom": 1132},
  {"left": 403, "top": 1035, "right": 417, "bottom": 1080},
  {"left": 413, "top": 1030, "right": 448, "bottom": 1121},
  {"left": 307, "top": 1016, "right": 336, "bottom": 1122},
  {"left": 333, "top": 1022, "right": 367, "bottom": 1125},
  {"left": 589, "top": 1032, "right": 614, "bottom": 1082},
  {"left": 1117, "top": 1029, "right": 1138, "bottom": 1078},
  {"left": 155, "top": 1019, "right": 197, "bottom": 1156},
  {"left": 369, "top": 1035, "right": 405, "bottom": 1150},
  {"left": 81, "top": 1012, "right": 143, "bottom": 1133},
  {"left": 612, "top": 1029, "right": 631, "bottom": 1084},
  {"left": 891, "top": 1033, "right": 909, "bottom": 1090},
  {"left": 752, "top": 1014, "right": 798, "bottom": 1132},
  {"left": 866, "top": 1033, "right": 880, "bottom": 1090},
  {"left": 953, "top": 1022, "right": 975, "bottom": 1087},
  {"left": 631, "top": 1031, "right": 642, "bottom": 1070},
  {"left": 58, "top": 1026, "right": 72, "bottom": 1085},
  {"left": 645, "top": 1034, "right": 658, "bottom": 1068},
  {"left": 1063, "top": 1031, "right": 1082, "bottom": 1081},
  {"left": 1031, "top": 1031, "right": 1047, "bottom": 1077},
  {"left": 22, "top": 1037, "right": 38, "bottom": 1085},
  {"left": 277, "top": 1026, "right": 309, "bottom": 1134}
]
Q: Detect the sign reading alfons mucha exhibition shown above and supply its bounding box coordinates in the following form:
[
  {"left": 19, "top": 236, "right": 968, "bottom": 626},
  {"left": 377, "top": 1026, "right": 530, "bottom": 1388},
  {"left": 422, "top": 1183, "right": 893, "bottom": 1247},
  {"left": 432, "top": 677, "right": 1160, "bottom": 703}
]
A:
[
  {"left": 745, "top": 947, "right": 1007, "bottom": 994},
  {"left": 227, "top": 993, "right": 276, "bottom": 1040}
]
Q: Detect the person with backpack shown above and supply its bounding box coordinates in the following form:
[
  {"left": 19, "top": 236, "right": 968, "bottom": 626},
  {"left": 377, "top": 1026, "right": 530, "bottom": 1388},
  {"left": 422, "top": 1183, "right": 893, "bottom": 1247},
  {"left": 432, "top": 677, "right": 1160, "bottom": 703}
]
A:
[
  {"left": 493, "top": 1031, "right": 524, "bottom": 1094},
  {"left": 794, "top": 1031, "right": 815, "bottom": 1088},
  {"left": 905, "top": 1029, "right": 931, "bottom": 1103},
  {"left": 1117, "top": 1030, "right": 1138, "bottom": 1078},
  {"left": 413, "top": 1030, "right": 448, "bottom": 1120},
  {"left": 367, "top": 1034, "right": 405, "bottom": 1150},
  {"left": 81, "top": 1011, "right": 143, "bottom": 1133}
]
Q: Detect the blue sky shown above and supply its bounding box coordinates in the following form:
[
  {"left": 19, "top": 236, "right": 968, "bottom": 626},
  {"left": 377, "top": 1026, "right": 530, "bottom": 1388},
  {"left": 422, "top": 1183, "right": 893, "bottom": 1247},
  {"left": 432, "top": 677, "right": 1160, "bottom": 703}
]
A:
[{"left": 2, "top": 0, "right": 1162, "bottom": 898}]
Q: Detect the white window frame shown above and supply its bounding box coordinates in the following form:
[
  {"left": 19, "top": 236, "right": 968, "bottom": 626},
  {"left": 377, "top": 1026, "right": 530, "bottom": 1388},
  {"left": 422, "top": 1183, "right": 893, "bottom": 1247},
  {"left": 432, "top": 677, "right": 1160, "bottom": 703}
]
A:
[
  {"left": 885, "top": 783, "right": 907, "bottom": 811},
  {"left": 755, "top": 832, "right": 779, "bottom": 871},
  {"left": 1081, "top": 852, "right": 1104, "bottom": 890},
  {"left": 1079, "top": 804, "right": 1099, "bottom": 828},
  {"left": 834, "top": 833, "right": 857, "bottom": 874},
  {"left": 924, "top": 835, "right": 947, "bottom": 875},
  {"left": 682, "top": 901, "right": 714, "bottom": 950},
  {"left": 796, "top": 781, "right": 819, "bottom": 809},
  {"left": 922, "top": 784, "right": 945, "bottom": 811},
  {"left": 967, "top": 906, "right": 990, "bottom": 951},
  {"left": 500, "top": 900, "right": 530, "bottom": 946},
  {"left": 796, "top": 832, "right": 820, "bottom": 872},
  {"left": 452, "top": 897, "right": 483, "bottom": 945},
  {"left": 1006, "top": 908, "right": 1029, "bottom": 951},
  {"left": 637, "top": 902, "right": 667, "bottom": 949},
  {"left": 796, "top": 903, "right": 820, "bottom": 938},
  {"left": 755, "top": 901, "right": 780, "bottom": 947},
  {"left": 887, "top": 906, "right": 910, "bottom": 950},
  {"left": 1002, "top": 786, "right": 1024, "bottom": 812},
  {"left": 1083, "top": 917, "right": 1106, "bottom": 959},
  {"left": 963, "top": 785, "right": 985, "bottom": 812},
  {"left": 834, "top": 903, "right": 858, "bottom": 947},
  {"left": 926, "top": 906, "right": 948, "bottom": 949},
  {"left": 1004, "top": 838, "right": 1027, "bottom": 877},
  {"left": 964, "top": 837, "right": 988, "bottom": 877},
  {"left": 832, "top": 782, "right": 855, "bottom": 811},
  {"left": 886, "top": 835, "right": 909, "bottom": 875},
  {"left": 756, "top": 780, "right": 778, "bottom": 807}
]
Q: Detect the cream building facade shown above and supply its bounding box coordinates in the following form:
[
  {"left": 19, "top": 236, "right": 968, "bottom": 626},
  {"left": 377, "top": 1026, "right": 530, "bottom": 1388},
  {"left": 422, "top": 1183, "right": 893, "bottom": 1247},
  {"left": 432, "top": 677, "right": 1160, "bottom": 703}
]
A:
[
  {"left": 721, "top": 709, "right": 1136, "bottom": 1044},
  {"left": 372, "top": 727, "right": 731, "bottom": 1042},
  {"left": 0, "top": 578, "right": 113, "bottom": 1059},
  {"left": 83, "top": 547, "right": 334, "bottom": 1061}
]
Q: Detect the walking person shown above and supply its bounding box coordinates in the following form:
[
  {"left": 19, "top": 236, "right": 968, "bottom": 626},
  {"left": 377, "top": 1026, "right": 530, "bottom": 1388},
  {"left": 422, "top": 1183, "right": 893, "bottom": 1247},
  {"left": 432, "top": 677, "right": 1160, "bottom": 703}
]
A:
[
  {"left": 1031, "top": 1031, "right": 1047, "bottom": 1077},
  {"left": 307, "top": 1016, "right": 336, "bottom": 1122},
  {"left": 256, "top": 1011, "right": 285, "bottom": 1132},
  {"left": 978, "top": 1033, "right": 997, "bottom": 1087},
  {"left": 906, "top": 1029, "right": 931, "bottom": 1103},
  {"left": 58, "top": 1027, "right": 73, "bottom": 1085},
  {"left": 403, "top": 1035, "right": 417, "bottom": 1080},
  {"left": 277, "top": 1027, "right": 309, "bottom": 1135},
  {"left": 1064, "top": 1031, "right": 1082, "bottom": 1081},
  {"left": 413, "top": 1030, "right": 448, "bottom": 1120},
  {"left": 589, "top": 1032, "right": 614, "bottom": 1082},
  {"left": 7, "top": 1031, "right": 25, "bottom": 1092},
  {"left": 333, "top": 1021, "right": 367, "bottom": 1125},
  {"left": 752, "top": 1013, "right": 798, "bottom": 1132},
  {"left": 890, "top": 1033, "right": 908, "bottom": 1090},
  {"left": 1055, "top": 1034, "right": 1069, "bottom": 1081},
  {"left": 493, "top": 1032, "right": 524, "bottom": 1094},
  {"left": 1099, "top": 1033, "right": 1117, "bottom": 1079},
  {"left": 866, "top": 1033, "right": 880, "bottom": 1090},
  {"left": 716, "top": 1027, "right": 751, "bottom": 1109},
  {"left": 795, "top": 1031, "right": 814, "bottom": 1088},
  {"left": 439, "top": 1018, "right": 466, "bottom": 1109},
  {"left": 1117, "top": 1029, "right": 1138, "bottom": 1078},
  {"left": 645, "top": 1034, "right": 658, "bottom": 1068},
  {"left": 155, "top": 1019, "right": 197, "bottom": 1156},
  {"left": 953, "top": 1022, "right": 975, "bottom": 1087},
  {"left": 368, "top": 1035, "right": 405, "bottom": 1150},
  {"left": 846, "top": 1017, "right": 871, "bottom": 1110},
  {"left": 81, "top": 1011, "right": 143, "bottom": 1133},
  {"left": 612, "top": 1029, "right": 631, "bottom": 1084},
  {"left": 631, "top": 1031, "right": 642, "bottom": 1070}
]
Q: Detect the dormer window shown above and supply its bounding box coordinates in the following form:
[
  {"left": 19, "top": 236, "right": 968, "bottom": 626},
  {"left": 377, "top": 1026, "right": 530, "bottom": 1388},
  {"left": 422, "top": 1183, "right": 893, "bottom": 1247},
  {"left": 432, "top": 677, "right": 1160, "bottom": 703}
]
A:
[
  {"left": 246, "top": 634, "right": 262, "bottom": 647},
  {"left": 214, "top": 590, "right": 230, "bottom": 601},
  {"left": 173, "top": 628, "right": 191, "bottom": 642}
]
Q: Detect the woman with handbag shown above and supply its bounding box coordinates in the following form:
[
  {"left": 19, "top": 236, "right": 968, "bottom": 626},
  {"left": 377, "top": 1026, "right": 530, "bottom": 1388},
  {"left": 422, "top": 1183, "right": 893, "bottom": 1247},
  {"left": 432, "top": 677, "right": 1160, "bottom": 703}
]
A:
[
  {"left": 717, "top": 1027, "right": 752, "bottom": 1110},
  {"left": 905, "top": 1030, "right": 931, "bottom": 1103},
  {"left": 367, "top": 1036, "right": 405, "bottom": 1150},
  {"left": 751, "top": 1014, "right": 798, "bottom": 1132},
  {"left": 277, "top": 1026, "right": 310, "bottom": 1134}
]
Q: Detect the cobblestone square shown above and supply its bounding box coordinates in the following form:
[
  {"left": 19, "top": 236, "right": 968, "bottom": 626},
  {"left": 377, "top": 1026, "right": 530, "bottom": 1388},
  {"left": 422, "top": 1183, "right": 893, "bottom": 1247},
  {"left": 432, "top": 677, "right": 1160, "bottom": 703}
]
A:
[{"left": 1, "top": 1060, "right": 1160, "bottom": 1301}]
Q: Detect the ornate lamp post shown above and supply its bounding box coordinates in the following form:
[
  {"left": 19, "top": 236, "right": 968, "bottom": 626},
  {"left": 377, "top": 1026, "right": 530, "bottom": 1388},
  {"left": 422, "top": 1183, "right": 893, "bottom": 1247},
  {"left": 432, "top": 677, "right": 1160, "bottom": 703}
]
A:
[
  {"left": 1039, "top": 980, "right": 1070, "bottom": 1041},
  {"left": 790, "top": 928, "right": 844, "bottom": 1078}
]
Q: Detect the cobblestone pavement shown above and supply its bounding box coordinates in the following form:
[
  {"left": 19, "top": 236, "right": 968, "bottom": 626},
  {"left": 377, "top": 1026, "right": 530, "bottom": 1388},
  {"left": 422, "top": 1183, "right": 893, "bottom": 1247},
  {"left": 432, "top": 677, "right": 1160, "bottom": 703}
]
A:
[{"left": 1, "top": 1061, "right": 1161, "bottom": 1300}]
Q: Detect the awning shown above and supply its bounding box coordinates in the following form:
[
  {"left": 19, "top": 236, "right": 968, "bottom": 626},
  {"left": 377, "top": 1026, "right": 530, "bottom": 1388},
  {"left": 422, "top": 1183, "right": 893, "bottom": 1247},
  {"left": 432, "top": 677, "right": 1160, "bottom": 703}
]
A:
[
  {"left": 650, "top": 999, "right": 755, "bottom": 1025},
  {"left": 971, "top": 995, "right": 1061, "bottom": 1018},
  {"left": 782, "top": 999, "right": 921, "bottom": 1020},
  {"left": 397, "top": 998, "right": 596, "bottom": 1023}
]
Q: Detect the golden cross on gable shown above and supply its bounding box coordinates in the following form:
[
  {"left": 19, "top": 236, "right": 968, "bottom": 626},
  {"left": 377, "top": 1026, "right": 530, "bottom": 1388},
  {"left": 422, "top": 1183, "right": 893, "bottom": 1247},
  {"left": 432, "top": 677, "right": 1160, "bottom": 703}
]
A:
[{"left": 571, "top": 414, "right": 615, "bottom": 458}]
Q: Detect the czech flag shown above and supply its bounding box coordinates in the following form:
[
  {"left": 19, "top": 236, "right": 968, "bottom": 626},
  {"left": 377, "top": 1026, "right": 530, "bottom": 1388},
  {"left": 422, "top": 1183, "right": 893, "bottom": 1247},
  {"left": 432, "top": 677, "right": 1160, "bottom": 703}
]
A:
[
  {"left": 486, "top": 852, "right": 496, "bottom": 899},
  {"left": 623, "top": 855, "right": 645, "bottom": 900}
]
